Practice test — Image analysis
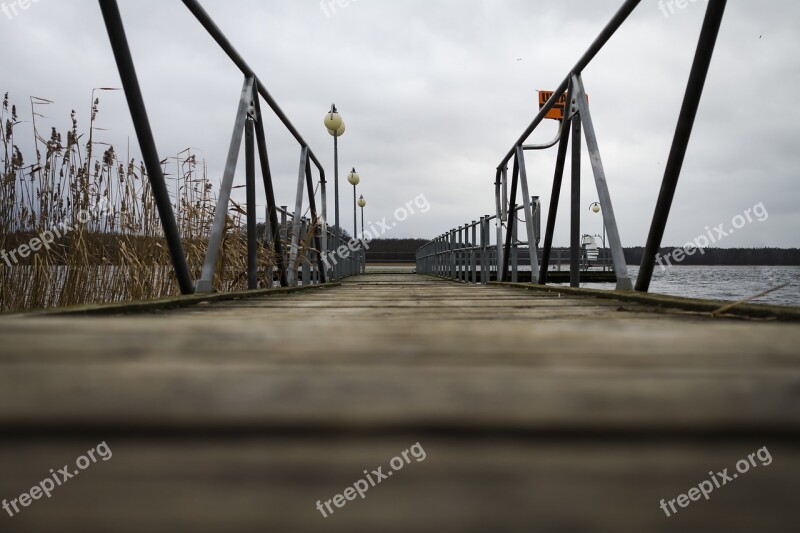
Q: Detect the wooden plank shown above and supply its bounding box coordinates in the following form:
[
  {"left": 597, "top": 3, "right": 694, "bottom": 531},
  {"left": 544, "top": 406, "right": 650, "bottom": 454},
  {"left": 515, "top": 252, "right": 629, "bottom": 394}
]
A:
[{"left": 0, "top": 439, "right": 796, "bottom": 532}]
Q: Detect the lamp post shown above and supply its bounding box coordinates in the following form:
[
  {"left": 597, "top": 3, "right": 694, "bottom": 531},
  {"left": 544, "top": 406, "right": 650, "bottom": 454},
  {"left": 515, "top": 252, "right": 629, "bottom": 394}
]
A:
[
  {"left": 358, "top": 195, "right": 367, "bottom": 273},
  {"left": 347, "top": 167, "right": 360, "bottom": 241},
  {"left": 324, "top": 105, "right": 345, "bottom": 279},
  {"left": 358, "top": 195, "right": 366, "bottom": 240},
  {"left": 589, "top": 202, "right": 607, "bottom": 270}
]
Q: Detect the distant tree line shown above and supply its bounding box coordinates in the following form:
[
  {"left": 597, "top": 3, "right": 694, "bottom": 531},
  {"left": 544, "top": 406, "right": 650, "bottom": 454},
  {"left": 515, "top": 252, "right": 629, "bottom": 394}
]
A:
[
  {"left": 362, "top": 239, "right": 800, "bottom": 265},
  {"left": 364, "top": 238, "right": 429, "bottom": 262},
  {"left": 624, "top": 247, "right": 800, "bottom": 266}
]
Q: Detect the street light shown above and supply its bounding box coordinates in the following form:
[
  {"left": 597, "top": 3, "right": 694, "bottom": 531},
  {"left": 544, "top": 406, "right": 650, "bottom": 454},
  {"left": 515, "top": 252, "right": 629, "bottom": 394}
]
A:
[
  {"left": 358, "top": 195, "right": 367, "bottom": 274},
  {"left": 324, "top": 104, "right": 345, "bottom": 279},
  {"left": 324, "top": 106, "right": 343, "bottom": 132},
  {"left": 358, "top": 195, "right": 366, "bottom": 239},
  {"left": 347, "top": 168, "right": 360, "bottom": 240},
  {"left": 589, "top": 202, "right": 607, "bottom": 270}
]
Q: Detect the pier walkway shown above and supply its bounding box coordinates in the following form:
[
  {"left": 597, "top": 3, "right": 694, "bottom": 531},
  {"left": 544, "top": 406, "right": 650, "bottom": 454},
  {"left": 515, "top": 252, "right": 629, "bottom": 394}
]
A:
[{"left": 1, "top": 269, "right": 799, "bottom": 531}]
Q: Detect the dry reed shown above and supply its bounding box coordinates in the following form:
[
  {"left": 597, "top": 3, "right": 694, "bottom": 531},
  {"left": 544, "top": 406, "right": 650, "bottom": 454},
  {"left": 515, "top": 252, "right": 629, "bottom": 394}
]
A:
[{"left": 1, "top": 91, "right": 288, "bottom": 313}]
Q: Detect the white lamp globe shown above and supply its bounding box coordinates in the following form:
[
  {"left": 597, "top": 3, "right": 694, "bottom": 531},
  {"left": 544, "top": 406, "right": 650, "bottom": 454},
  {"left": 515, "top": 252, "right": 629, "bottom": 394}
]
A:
[
  {"left": 324, "top": 111, "right": 343, "bottom": 132},
  {"left": 347, "top": 168, "right": 360, "bottom": 186},
  {"left": 358, "top": 196, "right": 366, "bottom": 208},
  {"left": 591, "top": 203, "right": 601, "bottom": 214},
  {"left": 327, "top": 122, "right": 346, "bottom": 137}
]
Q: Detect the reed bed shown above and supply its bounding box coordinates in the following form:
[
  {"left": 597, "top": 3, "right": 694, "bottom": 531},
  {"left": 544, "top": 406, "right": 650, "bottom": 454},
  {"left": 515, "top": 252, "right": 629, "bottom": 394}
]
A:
[{"left": 1, "top": 91, "right": 283, "bottom": 313}]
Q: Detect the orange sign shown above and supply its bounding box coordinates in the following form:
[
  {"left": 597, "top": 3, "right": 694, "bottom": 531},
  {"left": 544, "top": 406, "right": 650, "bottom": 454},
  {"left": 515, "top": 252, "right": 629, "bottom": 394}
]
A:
[
  {"left": 538, "top": 91, "right": 587, "bottom": 121},
  {"left": 538, "top": 91, "right": 569, "bottom": 120}
]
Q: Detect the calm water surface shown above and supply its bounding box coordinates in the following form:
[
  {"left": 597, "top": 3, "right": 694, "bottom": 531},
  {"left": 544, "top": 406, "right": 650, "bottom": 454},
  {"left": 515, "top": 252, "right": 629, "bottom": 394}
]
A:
[{"left": 575, "top": 266, "right": 800, "bottom": 307}]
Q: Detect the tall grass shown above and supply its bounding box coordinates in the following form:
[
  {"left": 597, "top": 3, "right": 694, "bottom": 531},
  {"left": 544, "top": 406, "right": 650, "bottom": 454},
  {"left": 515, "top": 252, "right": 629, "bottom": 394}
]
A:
[{"left": 0, "top": 91, "right": 281, "bottom": 313}]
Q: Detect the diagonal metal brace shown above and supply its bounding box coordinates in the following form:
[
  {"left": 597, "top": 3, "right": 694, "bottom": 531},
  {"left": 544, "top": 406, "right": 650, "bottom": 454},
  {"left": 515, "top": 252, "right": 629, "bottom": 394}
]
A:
[
  {"left": 515, "top": 146, "right": 541, "bottom": 282},
  {"left": 196, "top": 76, "right": 255, "bottom": 293},
  {"left": 570, "top": 73, "right": 633, "bottom": 291}
]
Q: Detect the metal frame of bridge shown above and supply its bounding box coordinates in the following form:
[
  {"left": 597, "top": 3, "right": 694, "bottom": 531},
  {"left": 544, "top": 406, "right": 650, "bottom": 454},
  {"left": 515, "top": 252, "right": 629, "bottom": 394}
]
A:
[
  {"left": 417, "top": 0, "right": 728, "bottom": 293},
  {"left": 98, "top": 0, "right": 364, "bottom": 294}
]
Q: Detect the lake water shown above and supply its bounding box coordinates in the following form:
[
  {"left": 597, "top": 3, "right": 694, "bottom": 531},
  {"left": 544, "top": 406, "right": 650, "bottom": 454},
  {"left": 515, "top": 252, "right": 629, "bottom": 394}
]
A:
[{"left": 572, "top": 266, "right": 800, "bottom": 307}]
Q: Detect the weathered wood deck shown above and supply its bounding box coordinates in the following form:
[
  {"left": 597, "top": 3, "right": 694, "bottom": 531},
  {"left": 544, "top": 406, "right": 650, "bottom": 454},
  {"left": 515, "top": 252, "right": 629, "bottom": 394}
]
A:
[{"left": 1, "top": 270, "right": 799, "bottom": 531}]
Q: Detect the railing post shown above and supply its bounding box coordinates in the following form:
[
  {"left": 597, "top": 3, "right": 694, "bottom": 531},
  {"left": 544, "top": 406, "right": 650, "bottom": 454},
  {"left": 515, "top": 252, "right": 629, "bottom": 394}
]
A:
[
  {"left": 455, "top": 228, "right": 460, "bottom": 282},
  {"left": 436, "top": 236, "right": 441, "bottom": 277},
  {"left": 540, "top": 111, "right": 572, "bottom": 285},
  {"left": 502, "top": 154, "right": 520, "bottom": 282},
  {"left": 319, "top": 174, "right": 329, "bottom": 283},
  {"left": 471, "top": 221, "right": 478, "bottom": 284},
  {"left": 512, "top": 215, "right": 519, "bottom": 283},
  {"left": 465, "top": 224, "right": 471, "bottom": 283},
  {"left": 450, "top": 230, "right": 457, "bottom": 281},
  {"left": 253, "top": 96, "right": 288, "bottom": 288},
  {"left": 245, "top": 116, "right": 257, "bottom": 290},
  {"left": 494, "top": 168, "right": 505, "bottom": 281},
  {"left": 280, "top": 207, "right": 288, "bottom": 274},
  {"left": 197, "top": 76, "right": 255, "bottom": 293},
  {"left": 571, "top": 74, "right": 633, "bottom": 291},
  {"left": 636, "top": 0, "right": 727, "bottom": 293},
  {"left": 480, "top": 217, "right": 488, "bottom": 285},
  {"left": 98, "top": 0, "right": 195, "bottom": 295},
  {"left": 287, "top": 147, "right": 308, "bottom": 286},
  {"left": 441, "top": 235, "right": 446, "bottom": 278},
  {"left": 460, "top": 225, "right": 466, "bottom": 283},
  {"left": 515, "top": 146, "right": 541, "bottom": 282},
  {"left": 263, "top": 207, "right": 274, "bottom": 287},
  {"left": 301, "top": 219, "right": 311, "bottom": 286},
  {"left": 571, "top": 115, "right": 582, "bottom": 289},
  {"left": 438, "top": 235, "right": 443, "bottom": 277},
  {"left": 301, "top": 156, "right": 327, "bottom": 284}
]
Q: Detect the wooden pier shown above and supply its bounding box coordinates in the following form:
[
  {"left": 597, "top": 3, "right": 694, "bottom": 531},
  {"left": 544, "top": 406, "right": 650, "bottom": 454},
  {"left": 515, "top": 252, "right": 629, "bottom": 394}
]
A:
[{"left": 1, "top": 269, "right": 799, "bottom": 531}]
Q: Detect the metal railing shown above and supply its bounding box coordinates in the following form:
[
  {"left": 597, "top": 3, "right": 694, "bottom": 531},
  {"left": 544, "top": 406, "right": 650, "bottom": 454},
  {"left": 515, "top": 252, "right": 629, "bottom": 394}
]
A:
[
  {"left": 266, "top": 207, "right": 364, "bottom": 286},
  {"left": 417, "top": 202, "right": 613, "bottom": 284},
  {"left": 98, "top": 0, "right": 355, "bottom": 293},
  {"left": 417, "top": 0, "right": 727, "bottom": 292}
]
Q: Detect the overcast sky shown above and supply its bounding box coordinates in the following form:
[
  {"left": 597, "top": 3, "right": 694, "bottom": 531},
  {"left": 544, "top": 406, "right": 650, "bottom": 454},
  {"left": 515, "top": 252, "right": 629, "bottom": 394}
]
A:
[{"left": 2, "top": 0, "right": 798, "bottom": 247}]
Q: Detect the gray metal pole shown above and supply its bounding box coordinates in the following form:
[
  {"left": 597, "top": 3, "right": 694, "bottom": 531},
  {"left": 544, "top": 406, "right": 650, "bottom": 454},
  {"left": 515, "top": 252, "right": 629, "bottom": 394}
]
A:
[
  {"left": 353, "top": 185, "right": 358, "bottom": 244},
  {"left": 98, "top": 0, "right": 194, "bottom": 294},
  {"left": 511, "top": 217, "right": 519, "bottom": 283},
  {"left": 450, "top": 230, "right": 456, "bottom": 281},
  {"left": 637, "top": 0, "right": 727, "bottom": 293},
  {"left": 502, "top": 156, "right": 520, "bottom": 282},
  {"left": 571, "top": 116, "right": 581, "bottom": 288},
  {"left": 263, "top": 206, "right": 273, "bottom": 286},
  {"left": 480, "top": 217, "right": 488, "bottom": 285},
  {"left": 280, "top": 207, "right": 288, "bottom": 271},
  {"left": 320, "top": 174, "right": 328, "bottom": 282},
  {"left": 334, "top": 131, "right": 340, "bottom": 281},
  {"left": 515, "top": 146, "right": 540, "bottom": 282},
  {"left": 245, "top": 117, "right": 257, "bottom": 290},
  {"left": 572, "top": 74, "right": 633, "bottom": 291},
  {"left": 494, "top": 169, "right": 505, "bottom": 280},
  {"left": 253, "top": 96, "right": 288, "bottom": 287},
  {"left": 301, "top": 220, "right": 311, "bottom": 286},
  {"left": 471, "top": 222, "right": 478, "bottom": 284},
  {"left": 304, "top": 156, "right": 327, "bottom": 284},
  {"left": 288, "top": 147, "right": 308, "bottom": 286},
  {"left": 197, "top": 77, "right": 254, "bottom": 293}
]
